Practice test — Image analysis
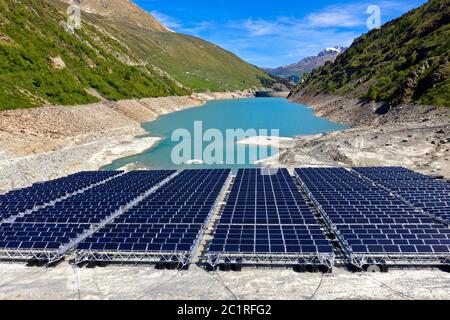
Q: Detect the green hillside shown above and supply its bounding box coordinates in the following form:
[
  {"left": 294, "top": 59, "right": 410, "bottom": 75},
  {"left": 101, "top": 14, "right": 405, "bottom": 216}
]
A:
[
  {"left": 0, "top": 0, "right": 273, "bottom": 110},
  {"left": 0, "top": 0, "right": 191, "bottom": 110},
  {"left": 84, "top": 14, "right": 272, "bottom": 92},
  {"left": 292, "top": 0, "right": 450, "bottom": 107}
]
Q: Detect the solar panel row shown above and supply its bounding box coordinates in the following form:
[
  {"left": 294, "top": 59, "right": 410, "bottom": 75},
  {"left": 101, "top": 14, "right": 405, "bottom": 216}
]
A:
[
  {"left": 210, "top": 224, "right": 332, "bottom": 254},
  {"left": 1, "top": 167, "right": 448, "bottom": 268},
  {"left": 0, "top": 171, "right": 120, "bottom": 221},
  {"left": 353, "top": 167, "right": 450, "bottom": 224},
  {"left": 0, "top": 170, "right": 176, "bottom": 261},
  {"left": 75, "top": 169, "right": 231, "bottom": 264},
  {"left": 295, "top": 167, "right": 450, "bottom": 260},
  {"left": 208, "top": 169, "right": 334, "bottom": 266}
]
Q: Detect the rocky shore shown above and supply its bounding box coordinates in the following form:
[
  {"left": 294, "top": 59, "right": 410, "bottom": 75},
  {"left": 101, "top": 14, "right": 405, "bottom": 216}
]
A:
[
  {"left": 257, "top": 92, "right": 450, "bottom": 178},
  {"left": 0, "top": 91, "right": 254, "bottom": 193}
]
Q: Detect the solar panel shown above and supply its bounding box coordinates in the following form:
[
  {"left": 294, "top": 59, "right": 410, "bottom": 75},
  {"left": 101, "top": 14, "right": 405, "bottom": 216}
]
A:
[
  {"left": 353, "top": 167, "right": 450, "bottom": 223},
  {"left": 207, "top": 168, "right": 334, "bottom": 267},
  {"left": 75, "top": 169, "right": 231, "bottom": 265},
  {"left": 295, "top": 167, "right": 450, "bottom": 266},
  {"left": 0, "top": 171, "right": 120, "bottom": 221},
  {"left": 0, "top": 170, "right": 176, "bottom": 262}
]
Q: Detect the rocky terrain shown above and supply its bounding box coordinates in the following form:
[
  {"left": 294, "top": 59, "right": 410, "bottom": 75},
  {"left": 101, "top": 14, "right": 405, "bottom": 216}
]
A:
[
  {"left": 59, "top": 0, "right": 168, "bottom": 31},
  {"left": 257, "top": 93, "right": 450, "bottom": 179},
  {"left": 289, "top": 92, "right": 449, "bottom": 127}
]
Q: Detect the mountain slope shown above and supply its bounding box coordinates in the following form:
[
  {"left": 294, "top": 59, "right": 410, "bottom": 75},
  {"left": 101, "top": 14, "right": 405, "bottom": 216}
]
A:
[
  {"left": 263, "top": 47, "right": 346, "bottom": 82},
  {"left": 58, "top": 0, "right": 273, "bottom": 91},
  {"left": 291, "top": 0, "right": 450, "bottom": 107},
  {"left": 0, "top": 0, "right": 190, "bottom": 110},
  {"left": 60, "top": 0, "right": 168, "bottom": 31},
  {"left": 0, "top": 0, "right": 273, "bottom": 110}
]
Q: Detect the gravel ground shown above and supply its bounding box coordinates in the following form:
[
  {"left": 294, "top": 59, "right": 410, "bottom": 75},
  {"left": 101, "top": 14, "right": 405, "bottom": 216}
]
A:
[{"left": 0, "top": 262, "right": 449, "bottom": 300}]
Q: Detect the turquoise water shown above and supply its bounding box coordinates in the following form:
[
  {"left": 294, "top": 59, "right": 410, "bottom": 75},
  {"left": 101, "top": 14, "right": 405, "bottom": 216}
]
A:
[{"left": 102, "top": 98, "right": 347, "bottom": 171}]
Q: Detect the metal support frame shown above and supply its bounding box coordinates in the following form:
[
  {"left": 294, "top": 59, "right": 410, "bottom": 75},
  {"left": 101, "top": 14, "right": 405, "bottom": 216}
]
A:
[
  {"left": 1, "top": 171, "right": 126, "bottom": 225},
  {"left": 0, "top": 248, "right": 60, "bottom": 263},
  {"left": 75, "top": 250, "right": 191, "bottom": 266},
  {"left": 348, "top": 253, "right": 450, "bottom": 269},
  {"left": 207, "top": 252, "right": 334, "bottom": 269},
  {"left": 294, "top": 170, "right": 450, "bottom": 269},
  {"left": 292, "top": 173, "right": 348, "bottom": 265},
  {"left": 74, "top": 170, "right": 232, "bottom": 267},
  {"left": 333, "top": 224, "right": 450, "bottom": 269},
  {"left": 74, "top": 171, "right": 182, "bottom": 265},
  {"left": 189, "top": 171, "right": 233, "bottom": 264},
  {"left": 204, "top": 172, "right": 335, "bottom": 270},
  {"left": 0, "top": 171, "right": 179, "bottom": 264}
]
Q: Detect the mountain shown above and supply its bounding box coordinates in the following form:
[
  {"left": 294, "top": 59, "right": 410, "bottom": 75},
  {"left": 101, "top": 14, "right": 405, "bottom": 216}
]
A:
[
  {"left": 291, "top": 0, "right": 450, "bottom": 107},
  {"left": 0, "top": 0, "right": 273, "bottom": 110},
  {"left": 60, "top": 0, "right": 167, "bottom": 31},
  {"left": 263, "top": 47, "right": 346, "bottom": 82}
]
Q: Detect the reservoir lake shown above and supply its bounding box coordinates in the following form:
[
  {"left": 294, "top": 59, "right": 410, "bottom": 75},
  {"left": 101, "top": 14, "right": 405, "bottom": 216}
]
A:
[{"left": 102, "top": 98, "right": 347, "bottom": 171}]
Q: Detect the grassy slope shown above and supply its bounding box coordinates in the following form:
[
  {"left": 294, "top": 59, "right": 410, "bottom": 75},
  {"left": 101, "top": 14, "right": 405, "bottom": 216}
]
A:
[
  {"left": 292, "top": 0, "right": 450, "bottom": 107},
  {"left": 0, "top": 0, "right": 190, "bottom": 110},
  {"left": 73, "top": 3, "right": 272, "bottom": 92}
]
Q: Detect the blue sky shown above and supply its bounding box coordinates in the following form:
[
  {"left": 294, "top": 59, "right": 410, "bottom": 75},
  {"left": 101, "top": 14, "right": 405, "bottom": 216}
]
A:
[{"left": 134, "top": 0, "right": 426, "bottom": 68}]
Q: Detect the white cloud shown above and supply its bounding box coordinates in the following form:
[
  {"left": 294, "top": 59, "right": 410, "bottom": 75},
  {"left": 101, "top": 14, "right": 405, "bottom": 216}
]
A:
[
  {"left": 240, "top": 19, "right": 282, "bottom": 36},
  {"left": 150, "top": 10, "right": 182, "bottom": 29},
  {"left": 148, "top": 0, "right": 425, "bottom": 68},
  {"left": 306, "top": 9, "right": 364, "bottom": 27},
  {"left": 305, "top": 0, "right": 425, "bottom": 28},
  {"left": 150, "top": 10, "right": 212, "bottom": 36},
  {"left": 179, "top": 21, "right": 214, "bottom": 37}
]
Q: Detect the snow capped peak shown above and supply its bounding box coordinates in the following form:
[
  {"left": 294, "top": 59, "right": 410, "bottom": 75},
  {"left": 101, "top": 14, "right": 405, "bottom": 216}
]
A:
[
  {"left": 325, "top": 47, "right": 341, "bottom": 53},
  {"left": 318, "top": 46, "right": 346, "bottom": 56}
]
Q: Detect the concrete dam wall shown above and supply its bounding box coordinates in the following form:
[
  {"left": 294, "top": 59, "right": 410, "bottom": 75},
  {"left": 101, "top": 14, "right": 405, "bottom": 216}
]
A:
[{"left": 255, "top": 91, "right": 290, "bottom": 98}]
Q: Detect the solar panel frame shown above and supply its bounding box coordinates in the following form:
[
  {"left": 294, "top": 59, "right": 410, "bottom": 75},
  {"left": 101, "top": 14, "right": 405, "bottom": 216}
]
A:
[
  {"left": 295, "top": 167, "right": 450, "bottom": 268},
  {"left": 74, "top": 169, "right": 232, "bottom": 266},
  {"left": 207, "top": 168, "right": 334, "bottom": 268},
  {"left": 353, "top": 167, "right": 450, "bottom": 225},
  {"left": 0, "top": 170, "right": 177, "bottom": 263},
  {"left": 0, "top": 171, "right": 122, "bottom": 223}
]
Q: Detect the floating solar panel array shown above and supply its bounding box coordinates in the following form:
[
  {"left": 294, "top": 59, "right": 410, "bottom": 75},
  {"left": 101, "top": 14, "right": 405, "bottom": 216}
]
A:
[
  {"left": 0, "top": 170, "right": 175, "bottom": 263},
  {"left": 353, "top": 167, "right": 450, "bottom": 225},
  {"left": 295, "top": 168, "right": 450, "bottom": 267},
  {"left": 207, "top": 169, "right": 334, "bottom": 268},
  {"left": 0, "top": 171, "right": 120, "bottom": 223},
  {"left": 2, "top": 167, "right": 448, "bottom": 269},
  {"left": 75, "top": 169, "right": 231, "bottom": 266}
]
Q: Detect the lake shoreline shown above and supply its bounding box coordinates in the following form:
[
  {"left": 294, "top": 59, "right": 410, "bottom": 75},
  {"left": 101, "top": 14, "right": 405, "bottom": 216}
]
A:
[{"left": 0, "top": 91, "right": 254, "bottom": 193}]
